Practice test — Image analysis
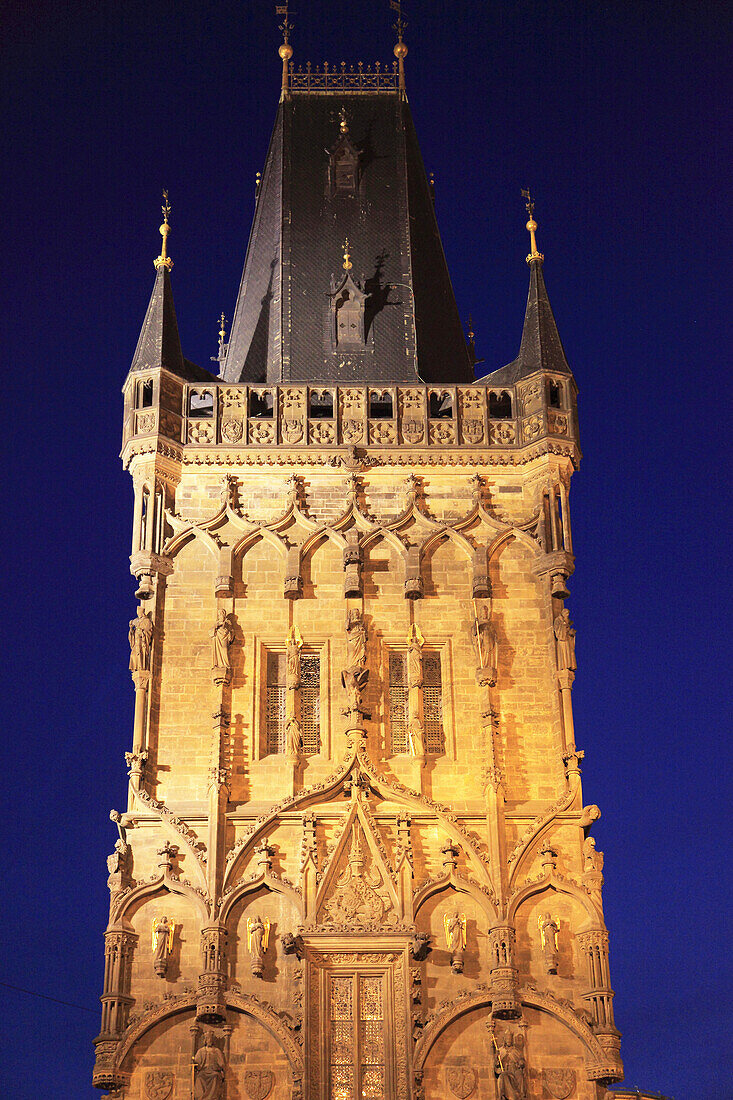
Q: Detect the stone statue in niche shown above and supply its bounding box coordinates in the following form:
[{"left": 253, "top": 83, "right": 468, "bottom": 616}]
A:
[
  {"left": 247, "top": 915, "right": 270, "bottom": 977},
  {"left": 128, "top": 606, "right": 153, "bottom": 671},
  {"left": 345, "top": 608, "right": 367, "bottom": 670},
  {"left": 193, "top": 1030, "right": 225, "bottom": 1100},
  {"left": 539, "top": 912, "right": 560, "bottom": 974},
  {"left": 210, "top": 610, "right": 234, "bottom": 670},
  {"left": 151, "top": 916, "right": 174, "bottom": 978},
  {"left": 553, "top": 609, "right": 577, "bottom": 671},
  {"left": 444, "top": 911, "right": 467, "bottom": 973},
  {"left": 286, "top": 627, "right": 302, "bottom": 689},
  {"left": 494, "top": 1031, "right": 527, "bottom": 1100},
  {"left": 583, "top": 836, "right": 604, "bottom": 873},
  {"left": 474, "top": 604, "right": 498, "bottom": 685}
]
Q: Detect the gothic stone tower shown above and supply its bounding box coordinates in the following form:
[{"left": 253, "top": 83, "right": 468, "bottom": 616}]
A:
[{"left": 94, "top": 34, "right": 625, "bottom": 1100}]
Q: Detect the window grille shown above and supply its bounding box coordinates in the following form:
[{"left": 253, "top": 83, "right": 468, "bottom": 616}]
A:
[
  {"left": 300, "top": 653, "right": 321, "bottom": 754},
  {"left": 266, "top": 649, "right": 320, "bottom": 755},
  {"left": 328, "top": 973, "right": 386, "bottom": 1100},
  {"left": 266, "top": 651, "right": 286, "bottom": 754},
  {"left": 423, "top": 652, "right": 444, "bottom": 754},
  {"left": 388, "top": 651, "right": 409, "bottom": 753}
]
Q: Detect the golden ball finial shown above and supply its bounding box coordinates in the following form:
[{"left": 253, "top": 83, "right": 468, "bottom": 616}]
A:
[
  {"left": 394, "top": 41, "right": 408, "bottom": 59},
  {"left": 279, "top": 42, "right": 293, "bottom": 60},
  {"left": 526, "top": 217, "right": 537, "bottom": 233}
]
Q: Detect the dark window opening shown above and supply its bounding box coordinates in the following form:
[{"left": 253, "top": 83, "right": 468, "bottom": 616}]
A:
[
  {"left": 489, "top": 390, "right": 512, "bottom": 418},
  {"left": 137, "top": 379, "right": 154, "bottom": 408},
  {"left": 548, "top": 380, "right": 562, "bottom": 408},
  {"left": 249, "top": 390, "right": 274, "bottom": 418},
  {"left": 310, "top": 390, "right": 334, "bottom": 419},
  {"left": 369, "top": 391, "right": 394, "bottom": 419},
  {"left": 429, "top": 391, "right": 453, "bottom": 419},
  {"left": 188, "top": 390, "right": 214, "bottom": 417}
]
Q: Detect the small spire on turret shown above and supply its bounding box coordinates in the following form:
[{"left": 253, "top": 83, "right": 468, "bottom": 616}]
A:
[
  {"left": 342, "top": 238, "right": 352, "bottom": 271},
  {"left": 467, "top": 314, "right": 476, "bottom": 365},
  {"left": 154, "top": 191, "right": 173, "bottom": 270},
  {"left": 211, "top": 313, "right": 228, "bottom": 367},
  {"left": 390, "top": 0, "right": 408, "bottom": 93},
  {"left": 521, "top": 188, "right": 544, "bottom": 264},
  {"left": 276, "top": 3, "right": 294, "bottom": 98},
  {"left": 339, "top": 106, "right": 349, "bottom": 134}
]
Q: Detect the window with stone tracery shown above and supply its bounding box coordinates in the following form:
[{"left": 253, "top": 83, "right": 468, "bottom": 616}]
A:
[
  {"left": 329, "top": 972, "right": 386, "bottom": 1100},
  {"left": 388, "top": 648, "right": 444, "bottom": 755},
  {"left": 265, "top": 649, "right": 321, "bottom": 755},
  {"left": 388, "top": 651, "right": 409, "bottom": 754}
]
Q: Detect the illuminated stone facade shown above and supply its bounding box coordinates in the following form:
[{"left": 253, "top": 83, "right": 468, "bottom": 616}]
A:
[{"left": 94, "top": 54, "right": 625, "bottom": 1100}]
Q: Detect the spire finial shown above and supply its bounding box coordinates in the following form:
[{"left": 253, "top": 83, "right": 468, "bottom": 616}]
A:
[
  {"left": 339, "top": 106, "right": 349, "bottom": 134},
  {"left": 276, "top": 4, "right": 294, "bottom": 98},
  {"left": 521, "top": 188, "right": 544, "bottom": 264},
  {"left": 154, "top": 190, "right": 173, "bottom": 270},
  {"left": 390, "top": 0, "right": 408, "bottom": 93},
  {"left": 342, "top": 238, "right": 352, "bottom": 271}
]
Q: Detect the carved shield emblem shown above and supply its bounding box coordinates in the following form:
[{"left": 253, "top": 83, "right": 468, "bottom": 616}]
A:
[
  {"left": 542, "top": 1068, "right": 576, "bottom": 1098},
  {"left": 402, "top": 418, "right": 424, "bottom": 443},
  {"left": 342, "top": 419, "right": 364, "bottom": 443},
  {"left": 461, "top": 417, "right": 484, "bottom": 443},
  {"left": 446, "top": 1066, "right": 477, "bottom": 1098},
  {"left": 281, "top": 417, "right": 304, "bottom": 443},
  {"left": 244, "top": 1069, "right": 275, "bottom": 1099},
  {"left": 144, "top": 1069, "right": 174, "bottom": 1100}
]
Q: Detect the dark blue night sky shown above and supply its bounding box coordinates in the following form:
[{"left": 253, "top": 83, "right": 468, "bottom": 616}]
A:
[{"left": 3, "top": 2, "right": 730, "bottom": 1097}]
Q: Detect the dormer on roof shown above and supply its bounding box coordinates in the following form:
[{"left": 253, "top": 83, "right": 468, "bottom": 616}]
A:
[
  {"left": 329, "top": 240, "right": 368, "bottom": 349},
  {"left": 328, "top": 107, "right": 361, "bottom": 195}
]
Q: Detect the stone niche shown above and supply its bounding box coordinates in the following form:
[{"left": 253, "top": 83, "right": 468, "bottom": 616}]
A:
[
  {"left": 128, "top": 891, "right": 201, "bottom": 1000},
  {"left": 415, "top": 890, "right": 493, "bottom": 1012},
  {"left": 124, "top": 1009, "right": 293, "bottom": 1100},
  {"left": 226, "top": 887, "right": 301, "bottom": 1014}
]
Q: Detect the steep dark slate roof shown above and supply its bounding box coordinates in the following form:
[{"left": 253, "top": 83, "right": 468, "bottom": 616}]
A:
[
  {"left": 479, "top": 258, "right": 571, "bottom": 386},
  {"left": 223, "top": 92, "right": 474, "bottom": 384},
  {"left": 131, "top": 265, "right": 213, "bottom": 381}
]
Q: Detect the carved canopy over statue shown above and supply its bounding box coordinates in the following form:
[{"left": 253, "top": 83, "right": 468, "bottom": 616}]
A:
[{"left": 128, "top": 606, "right": 153, "bottom": 671}]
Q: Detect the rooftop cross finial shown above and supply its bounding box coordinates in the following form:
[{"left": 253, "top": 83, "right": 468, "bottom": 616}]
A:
[
  {"left": 276, "top": 3, "right": 294, "bottom": 97},
  {"left": 390, "top": 0, "right": 408, "bottom": 92},
  {"left": 521, "top": 187, "right": 544, "bottom": 264},
  {"left": 154, "top": 190, "right": 173, "bottom": 270},
  {"left": 342, "top": 238, "right": 352, "bottom": 271}
]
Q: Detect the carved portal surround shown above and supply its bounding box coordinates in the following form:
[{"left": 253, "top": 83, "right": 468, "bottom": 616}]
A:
[{"left": 304, "top": 935, "right": 411, "bottom": 1100}]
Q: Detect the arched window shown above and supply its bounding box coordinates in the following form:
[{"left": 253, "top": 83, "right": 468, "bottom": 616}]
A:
[
  {"left": 489, "top": 390, "right": 512, "bottom": 418},
  {"left": 369, "top": 390, "right": 394, "bottom": 419},
  {"left": 188, "top": 390, "right": 214, "bottom": 417},
  {"left": 137, "top": 379, "right": 154, "bottom": 408},
  {"left": 309, "top": 390, "right": 334, "bottom": 419},
  {"left": 429, "top": 391, "right": 453, "bottom": 418},
  {"left": 249, "top": 390, "right": 274, "bottom": 419}
]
